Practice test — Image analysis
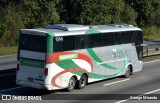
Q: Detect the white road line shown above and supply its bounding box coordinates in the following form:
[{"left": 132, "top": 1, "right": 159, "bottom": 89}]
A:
[
  {"left": 0, "top": 54, "right": 17, "bottom": 58},
  {"left": 103, "top": 79, "right": 130, "bottom": 86},
  {"left": 0, "top": 59, "right": 16, "bottom": 63},
  {"left": 144, "top": 88, "right": 160, "bottom": 94},
  {"left": 115, "top": 100, "right": 128, "bottom": 103},
  {"left": 143, "top": 59, "right": 160, "bottom": 64},
  {"left": 0, "top": 86, "right": 25, "bottom": 93},
  {"left": 115, "top": 88, "right": 160, "bottom": 103}
]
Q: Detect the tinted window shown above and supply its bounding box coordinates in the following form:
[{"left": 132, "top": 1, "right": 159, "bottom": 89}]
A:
[
  {"left": 125, "top": 31, "right": 136, "bottom": 43},
  {"left": 76, "top": 35, "right": 88, "bottom": 49},
  {"left": 54, "top": 36, "right": 76, "bottom": 52},
  {"left": 20, "top": 34, "right": 46, "bottom": 52},
  {"left": 89, "top": 34, "right": 102, "bottom": 48},
  {"left": 115, "top": 32, "right": 126, "bottom": 45},
  {"left": 135, "top": 31, "right": 143, "bottom": 60},
  {"left": 53, "top": 37, "right": 61, "bottom": 52},
  {"left": 102, "top": 33, "right": 114, "bottom": 46},
  {"left": 135, "top": 31, "right": 143, "bottom": 44},
  {"left": 53, "top": 31, "right": 143, "bottom": 52}
]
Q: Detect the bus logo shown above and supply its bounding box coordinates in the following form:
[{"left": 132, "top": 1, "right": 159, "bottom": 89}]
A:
[{"left": 55, "top": 37, "right": 63, "bottom": 42}]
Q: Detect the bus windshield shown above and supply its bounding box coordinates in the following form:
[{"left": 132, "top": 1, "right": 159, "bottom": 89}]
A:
[{"left": 20, "top": 34, "right": 46, "bottom": 53}]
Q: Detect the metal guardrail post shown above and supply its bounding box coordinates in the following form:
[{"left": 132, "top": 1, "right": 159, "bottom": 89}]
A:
[{"left": 143, "top": 41, "right": 160, "bottom": 57}]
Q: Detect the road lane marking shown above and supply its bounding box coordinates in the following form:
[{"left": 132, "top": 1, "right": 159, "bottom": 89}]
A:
[
  {"left": 144, "top": 88, "right": 160, "bottom": 94},
  {"left": 0, "top": 59, "right": 16, "bottom": 63},
  {"left": 115, "top": 88, "right": 160, "bottom": 103},
  {"left": 103, "top": 79, "right": 130, "bottom": 86},
  {"left": 0, "top": 86, "right": 25, "bottom": 93},
  {"left": 115, "top": 100, "right": 127, "bottom": 103},
  {"left": 143, "top": 59, "right": 160, "bottom": 64}
]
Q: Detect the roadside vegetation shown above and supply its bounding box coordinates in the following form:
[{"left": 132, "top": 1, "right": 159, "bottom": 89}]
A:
[
  {"left": 144, "top": 55, "right": 160, "bottom": 62},
  {"left": 0, "top": 0, "right": 160, "bottom": 55},
  {"left": 143, "top": 26, "right": 160, "bottom": 41},
  {"left": 0, "top": 46, "right": 17, "bottom": 56}
]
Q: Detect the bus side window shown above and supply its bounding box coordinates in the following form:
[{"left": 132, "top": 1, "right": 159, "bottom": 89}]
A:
[
  {"left": 102, "top": 33, "right": 114, "bottom": 46},
  {"left": 135, "top": 31, "right": 143, "bottom": 60},
  {"left": 135, "top": 31, "right": 143, "bottom": 44},
  {"left": 54, "top": 38, "right": 62, "bottom": 52},
  {"left": 125, "top": 31, "right": 136, "bottom": 43},
  {"left": 89, "top": 34, "right": 102, "bottom": 48},
  {"left": 76, "top": 35, "right": 87, "bottom": 50},
  {"left": 115, "top": 32, "right": 126, "bottom": 45},
  {"left": 61, "top": 36, "right": 76, "bottom": 51}
]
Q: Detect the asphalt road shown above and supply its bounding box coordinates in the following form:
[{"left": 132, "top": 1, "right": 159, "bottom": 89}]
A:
[
  {"left": 0, "top": 56, "right": 160, "bottom": 103},
  {"left": 0, "top": 55, "right": 16, "bottom": 71}
]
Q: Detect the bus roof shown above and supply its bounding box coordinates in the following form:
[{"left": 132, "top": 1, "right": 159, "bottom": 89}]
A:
[{"left": 21, "top": 24, "right": 142, "bottom": 37}]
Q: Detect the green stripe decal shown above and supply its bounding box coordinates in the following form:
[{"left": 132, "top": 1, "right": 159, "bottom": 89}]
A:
[
  {"left": 91, "top": 73, "right": 116, "bottom": 79},
  {"left": 46, "top": 32, "right": 54, "bottom": 53},
  {"left": 56, "top": 60, "right": 80, "bottom": 69},
  {"left": 120, "top": 46, "right": 127, "bottom": 69},
  {"left": 55, "top": 47, "right": 127, "bottom": 79},
  {"left": 86, "top": 29, "right": 101, "bottom": 34},
  {"left": 55, "top": 59, "right": 123, "bottom": 79},
  {"left": 55, "top": 59, "right": 113, "bottom": 79},
  {"left": 20, "top": 58, "right": 45, "bottom": 68},
  {"left": 87, "top": 48, "right": 122, "bottom": 70},
  {"left": 56, "top": 60, "right": 84, "bottom": 76},
  {"left": 47, "top": 32, "right": 55, "bottom": 36},
  {"left": 84, "top": 29, "right": 126, "bottom": 79}
]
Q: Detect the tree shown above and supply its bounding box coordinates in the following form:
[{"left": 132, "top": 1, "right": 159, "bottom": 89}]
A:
[
  {"left": 76, "top": 0, "right": 137, "bottom": 25},
  {"left": 58, "top": 0, "right": 82, "bottom": 23},
  {"left": 125, "top": 0, "right": 160, "bottom": 27},
  {"left": 0, "top": 4, "right": 24, "bottom": 46},
  {"left": 22, "top": 0, "right": 60, "bottom": 28}
]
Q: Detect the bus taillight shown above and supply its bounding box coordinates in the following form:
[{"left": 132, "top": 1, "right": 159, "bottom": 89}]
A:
[
  {"left": 16, "top": 64, "right": 19, "bottom": 71},
  {"left": 45, "top": 68, "right": 48, "bottom": 76}
]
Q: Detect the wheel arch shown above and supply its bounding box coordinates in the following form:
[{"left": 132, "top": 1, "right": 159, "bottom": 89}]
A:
[
  {"left": 126, "top": 63, "right": 133, "bottom": 74},
  {"left": 81, "top": 73, "right": 89, "bottom": 84}
]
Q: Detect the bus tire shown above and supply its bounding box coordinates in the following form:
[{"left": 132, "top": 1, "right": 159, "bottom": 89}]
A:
[
  {"left": 124, "top": 66, "right": 131, "bottom": 78},
  {"left": 67, "top": 77, "right": 76, "bottom": 92},
  {"left": 77, "top": 74, "right": 87, "bottom": 89}
]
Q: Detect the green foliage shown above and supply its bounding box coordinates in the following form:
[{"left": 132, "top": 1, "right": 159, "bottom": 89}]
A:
[
  {"left": 0, "top": 0, "right": 60, "bottom": 46},
  {"left": 77, "top": 0, "right": 137, "bottom": 25},
  {"left": 0, "top": 0, "right": 160, "bottom": 47},
  {"left": 125, "top": 0, "right": 160, "bottom": 27},
  {"left": 143, "top": 26, "right": 160, "bottom": 41},
  {"left": 0, "top": 46, "right": 17, "bottom": 56},
  {"left": 58, "top": 0, "right": 82, "bottom": 23},
  {"left": 0, "top": 5, "right": 24, "bottom": 46},
  {"left": 22, "top": 0, "right": 60, "bottom": 28},
  {"left": 144, "top": 55, "right": 160, "bottom": 62}
]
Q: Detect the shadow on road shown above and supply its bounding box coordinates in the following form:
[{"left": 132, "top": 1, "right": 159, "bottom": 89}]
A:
[{"left": 0, "top": 68, "right": 16, "bottom": 90}]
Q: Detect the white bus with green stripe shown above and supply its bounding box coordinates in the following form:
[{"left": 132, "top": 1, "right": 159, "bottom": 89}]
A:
[{"left": 16, "top": 24, "right": 143, "bottom": 91}]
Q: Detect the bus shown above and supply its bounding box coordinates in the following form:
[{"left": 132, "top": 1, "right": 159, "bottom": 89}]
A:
[{"left": 16, "top": 24, "right": 143, "bottom": 91}]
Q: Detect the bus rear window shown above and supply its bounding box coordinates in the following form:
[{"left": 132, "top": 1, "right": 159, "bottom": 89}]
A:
[{"left": 20, "top": 34, "right": 46, "bottom": 52}]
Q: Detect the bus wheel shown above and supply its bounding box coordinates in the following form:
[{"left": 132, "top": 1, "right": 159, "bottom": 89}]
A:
[
  {"left": 77, "top": 75, "right": 87, "bottom": 89},
  {"left": 124, "top": 66, "right": 131, "bottom": 78},
  {"left": 67, "top": 77, "right": 76, "bottom": 92}
]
